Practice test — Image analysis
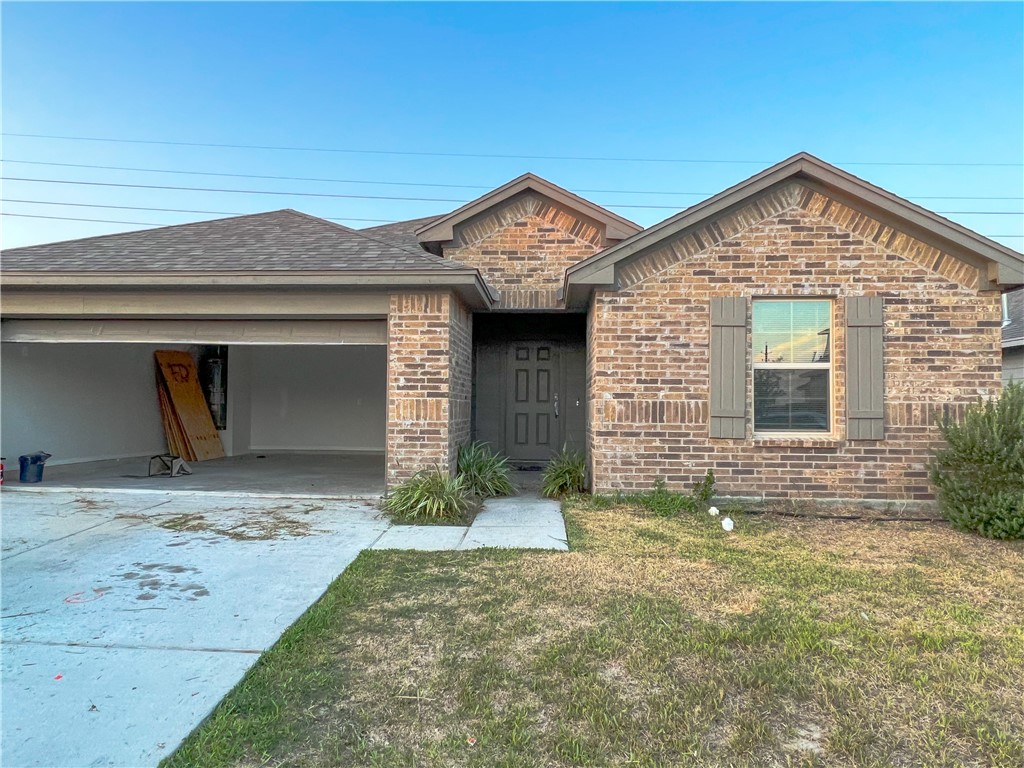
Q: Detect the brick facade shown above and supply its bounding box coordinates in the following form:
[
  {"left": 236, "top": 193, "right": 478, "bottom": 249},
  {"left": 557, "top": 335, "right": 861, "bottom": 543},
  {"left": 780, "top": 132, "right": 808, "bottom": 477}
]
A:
[
  {"left": 448, "top": 297, "right": 473, "bottom": 467},
  {"left": 382, "top": 173, "right": 1011, "bottom": 503},
  {"left": 444, "top": 192, "right": 604, "bottom": 310},
  {"left": 588, "top": 182, "right": 1003, "bottom": 502},
  {"left": 386, "top": 292, "right": 472, "bottom": 486}
]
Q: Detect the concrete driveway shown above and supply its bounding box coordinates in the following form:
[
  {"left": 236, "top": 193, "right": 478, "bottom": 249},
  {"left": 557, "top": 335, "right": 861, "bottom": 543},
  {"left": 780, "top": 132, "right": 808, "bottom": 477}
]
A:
[{"left": 1, "top": 489, "right": 390, "bottom": 768}]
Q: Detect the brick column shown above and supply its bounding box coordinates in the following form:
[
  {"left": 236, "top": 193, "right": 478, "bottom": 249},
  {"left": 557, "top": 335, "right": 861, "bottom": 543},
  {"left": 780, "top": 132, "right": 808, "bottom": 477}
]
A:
[{"left": 386, "top": 292, "right": 472, "bottom": 487}]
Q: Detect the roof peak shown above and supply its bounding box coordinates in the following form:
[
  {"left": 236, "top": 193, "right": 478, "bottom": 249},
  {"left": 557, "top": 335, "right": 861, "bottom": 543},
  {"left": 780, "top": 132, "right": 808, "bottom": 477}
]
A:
[
  {"left": 565, "top": 152, "right": 1023, "bottom": 300},
  {"left": 415, "top": 172, "right": 643, "bottom": 245},
  {"left": 2, "top": 209, "right": 327, "bottom": 253}
]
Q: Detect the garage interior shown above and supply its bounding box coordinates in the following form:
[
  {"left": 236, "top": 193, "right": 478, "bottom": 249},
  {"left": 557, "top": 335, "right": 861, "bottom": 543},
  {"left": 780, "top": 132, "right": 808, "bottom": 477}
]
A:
[{"left": 0, "top": 331, "right": 387, "bottom": 497}]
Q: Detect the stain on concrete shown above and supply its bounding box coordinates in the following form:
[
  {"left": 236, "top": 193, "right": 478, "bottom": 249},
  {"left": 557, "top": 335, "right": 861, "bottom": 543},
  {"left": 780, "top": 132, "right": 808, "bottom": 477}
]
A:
[
  {"left": 141, "top": 563, "right": 195, "bottom": 574},
  {"left": 118, "top": 563, "right": 207, "bottom": 602},
  {"left": 2, "top": 537, "right": 30, "bottom": 554}
]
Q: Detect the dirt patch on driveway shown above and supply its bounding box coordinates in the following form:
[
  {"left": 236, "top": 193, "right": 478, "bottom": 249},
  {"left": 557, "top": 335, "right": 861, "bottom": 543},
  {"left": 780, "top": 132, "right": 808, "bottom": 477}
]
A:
[{"left": 155, "top": 503, "right": 328, "bottom": 541}]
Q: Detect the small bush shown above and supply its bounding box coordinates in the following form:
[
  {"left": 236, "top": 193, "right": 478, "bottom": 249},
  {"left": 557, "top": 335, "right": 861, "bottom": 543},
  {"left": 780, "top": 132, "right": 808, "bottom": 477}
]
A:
[
  {"left": 542, "top": 448, "right": 587, "bottom": 498},
  {"left": 457, "top": 441, "right": 516, "bottom": 498},
  {"left": 628, "top": 470, "right": 716, "bottom": 517},
  {"left": 382, "top": 466, "right": 470, "bottom": 523},
  {"left": 930, "top": 383, "right": 1024, "bottom": 539}
]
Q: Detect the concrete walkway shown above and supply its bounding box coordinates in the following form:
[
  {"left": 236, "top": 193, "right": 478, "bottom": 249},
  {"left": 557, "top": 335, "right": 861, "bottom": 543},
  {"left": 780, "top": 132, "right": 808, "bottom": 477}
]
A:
[
  {"left": 372, "top": 492, "right": 568, "bottom": 551},
  {"left": 1, "top": 487, "right": 565, "bottom": 768}
]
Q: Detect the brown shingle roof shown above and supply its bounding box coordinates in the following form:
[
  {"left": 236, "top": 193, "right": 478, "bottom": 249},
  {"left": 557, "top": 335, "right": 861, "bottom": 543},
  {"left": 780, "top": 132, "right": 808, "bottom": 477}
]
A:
[
  {"left": 1, "top": 209, "right": 466, "bottom": 272},
  {"left": 361, "top": 215, "right": 442, "bottom": 249}
]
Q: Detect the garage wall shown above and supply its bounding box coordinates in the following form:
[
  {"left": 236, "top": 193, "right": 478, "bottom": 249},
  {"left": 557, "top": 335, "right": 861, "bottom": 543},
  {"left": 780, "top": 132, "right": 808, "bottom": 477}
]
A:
[
  {"left": 226, "top": 346, "right": 252, "bottom": 456},
  {"left": 0, "top": 343, "right": 189, "bottom": 464},
  {"left": 247, "top": 346, "right": 385, "bottom": 452}
]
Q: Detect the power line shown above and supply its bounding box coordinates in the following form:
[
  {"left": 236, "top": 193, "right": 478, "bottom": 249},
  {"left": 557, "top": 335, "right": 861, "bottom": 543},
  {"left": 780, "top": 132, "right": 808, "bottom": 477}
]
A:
[
  {"left": 2, "top": 177, "right": 466, "bottom": 204},
  {"left": 0, "top": 159, "right": 503, "bottom": 193},
  {"left": 4, "top": 131, "right": 1023, "bottom": 167},
  {"left": 4, "top": 159, "right": 1021, "bottom": 200},
  {"left": 2, "top": 209, "right": 1019, "bottom": 239},
  {"left": 1, "top": 198, "right": 396, "bottom": 223},
  {"left": 2, "top": 212, "right": 160, "bottom": 226},
  {"left": 3, "top": 176, "right": 1022, "bottom": 214}
]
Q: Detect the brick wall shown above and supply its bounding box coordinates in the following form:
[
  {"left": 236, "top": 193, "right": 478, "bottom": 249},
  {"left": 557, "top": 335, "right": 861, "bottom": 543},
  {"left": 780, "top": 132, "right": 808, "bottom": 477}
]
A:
[
  {"left": 588, "top": 182, "right": 1003, "bottom": 502},
  {"left": 386, "top": 292, "right": 472, "bottom": 486},
  {"left": 448, "top": 297, "right": 473, "bottom": 470},
  {"left": 444, "top": 192, "right": 603, "bottom": 310}
]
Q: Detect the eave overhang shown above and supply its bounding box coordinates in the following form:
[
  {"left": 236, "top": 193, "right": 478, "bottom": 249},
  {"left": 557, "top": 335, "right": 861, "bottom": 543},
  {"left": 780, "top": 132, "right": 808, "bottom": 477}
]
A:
[{"left": 0, "top": 269, "right": 499, "bottom": 311}]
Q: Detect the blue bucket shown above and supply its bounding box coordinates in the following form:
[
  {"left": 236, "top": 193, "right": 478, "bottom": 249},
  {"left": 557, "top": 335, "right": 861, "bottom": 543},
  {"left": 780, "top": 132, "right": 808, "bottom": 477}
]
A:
[{"left": 19, "top": 452, "right": 52, "bottom": 483}]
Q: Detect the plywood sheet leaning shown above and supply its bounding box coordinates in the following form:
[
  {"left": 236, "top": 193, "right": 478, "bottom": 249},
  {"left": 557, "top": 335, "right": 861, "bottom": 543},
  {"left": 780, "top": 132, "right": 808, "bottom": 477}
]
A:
[
  {"left": 154, "top": 350, "right": 225, "bottom": 461},
  {"left": 156, "top": 372, "right": 195, "bottom": 461}
]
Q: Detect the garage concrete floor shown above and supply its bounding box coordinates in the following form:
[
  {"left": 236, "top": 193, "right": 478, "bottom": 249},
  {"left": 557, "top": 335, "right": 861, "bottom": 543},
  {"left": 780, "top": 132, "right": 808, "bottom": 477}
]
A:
[
  {"left": 1, "top": 487, "right": 567, "bottom": 767},
  {"left": 27, "top": 452, "right": 386, "bottom": 498}
]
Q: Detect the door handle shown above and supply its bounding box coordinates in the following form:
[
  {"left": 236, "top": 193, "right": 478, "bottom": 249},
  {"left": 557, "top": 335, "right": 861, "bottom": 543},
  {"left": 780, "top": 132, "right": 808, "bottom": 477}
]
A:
[{"left": 553, "top": 393, "right": 559, "bottom": 419}]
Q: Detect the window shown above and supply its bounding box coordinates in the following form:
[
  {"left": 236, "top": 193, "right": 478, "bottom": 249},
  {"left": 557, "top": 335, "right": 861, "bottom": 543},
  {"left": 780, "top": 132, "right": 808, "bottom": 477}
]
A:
[{"left": 752, "top": 299, "right": 832, "bottom": 433}]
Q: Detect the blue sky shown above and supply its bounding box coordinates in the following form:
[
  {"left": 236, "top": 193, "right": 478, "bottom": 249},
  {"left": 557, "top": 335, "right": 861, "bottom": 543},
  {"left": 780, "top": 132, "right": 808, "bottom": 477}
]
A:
[{"left": 2, "top": 1, "right": 1022, "bottom": 249}]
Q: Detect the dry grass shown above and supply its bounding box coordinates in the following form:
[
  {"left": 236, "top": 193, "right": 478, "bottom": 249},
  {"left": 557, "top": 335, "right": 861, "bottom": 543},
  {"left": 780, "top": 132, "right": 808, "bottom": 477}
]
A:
[{"left": 165, "top": 499, "right": 1024, "bottom": 768}]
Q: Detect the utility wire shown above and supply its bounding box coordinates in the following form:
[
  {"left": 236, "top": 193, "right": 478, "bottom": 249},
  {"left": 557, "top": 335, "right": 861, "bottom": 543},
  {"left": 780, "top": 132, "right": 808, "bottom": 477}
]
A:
[
  {"left": 4, "top": 159, "right": 1021, "bottom": 200},
  {"left": 2, "top": 210, "right": 1020, "bottom": 238},
  {"left": 1, "top": 198, "right": 396, "bottom": 223},
  {"left": 4, "top": 132, "right": 1023, "bottom": 167},
  {"left": 0, "top": 159, "right": 505, "bottom": 193},
  {"left": 2, "top": 177, "right": 466, "bottom": 204},
  {"left": 2, "top": 212, "right": 161, "bottom": 226},
  {"left": 3, "top": 177, "right": 1022, "bottom": 214}
]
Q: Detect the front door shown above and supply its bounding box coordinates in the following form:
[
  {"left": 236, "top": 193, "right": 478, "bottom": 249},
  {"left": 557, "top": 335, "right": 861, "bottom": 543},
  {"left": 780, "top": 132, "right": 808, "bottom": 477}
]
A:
[{"left": 505, "top": 343, "right": 560, "bottom": 462}]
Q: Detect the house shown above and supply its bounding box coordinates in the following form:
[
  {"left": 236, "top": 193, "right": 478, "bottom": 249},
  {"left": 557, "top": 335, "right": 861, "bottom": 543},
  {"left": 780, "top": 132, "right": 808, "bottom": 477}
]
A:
[
  {"left": 2, "top": 153, "right": 1022, "bottom": 502},
  {"left": 1003, "top": 287, "right": 1023, "bottom": 384}
]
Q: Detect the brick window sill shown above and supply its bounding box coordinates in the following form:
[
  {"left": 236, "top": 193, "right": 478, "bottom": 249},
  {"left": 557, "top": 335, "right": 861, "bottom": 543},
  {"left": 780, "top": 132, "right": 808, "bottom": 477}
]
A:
[{"left": 752, "top": 435, "right": 843, "bottom": 449}]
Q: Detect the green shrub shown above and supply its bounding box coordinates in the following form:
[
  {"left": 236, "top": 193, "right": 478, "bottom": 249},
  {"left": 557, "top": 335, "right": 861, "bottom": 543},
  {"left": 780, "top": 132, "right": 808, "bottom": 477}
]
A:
[
  {"left": 382, "top": 466, "right": 470, "bottom": 523},
  {"left": 457, "top": 441, "right": 516, "bottom": 498},
  {"left": 930, "top": 383, "right": 1024, "bottom": 539},
  {"left": 626, "top": 470, "right": 716, "bottom": 517},
  {"left": 541, "top": 448, "right": 587, "bottom": 498}
]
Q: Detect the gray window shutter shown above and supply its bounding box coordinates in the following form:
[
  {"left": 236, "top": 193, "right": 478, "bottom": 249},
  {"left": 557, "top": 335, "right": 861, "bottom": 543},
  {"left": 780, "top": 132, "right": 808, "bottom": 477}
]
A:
[
  {"left": 846, "top": 296, "right": 884, "bottom": 440},
  {"left": 710, "top": 297, "right": 748, "bottom": 438}
]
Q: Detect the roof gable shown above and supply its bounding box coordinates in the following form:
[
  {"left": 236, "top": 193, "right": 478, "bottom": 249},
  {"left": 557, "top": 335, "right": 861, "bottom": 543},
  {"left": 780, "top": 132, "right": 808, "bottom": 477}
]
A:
[
  {"left": 415, "top": 172, "right": 642, "bottom": 246},
  {"left": 565, "top": 153, "right": 1024, "bottom": 302}
]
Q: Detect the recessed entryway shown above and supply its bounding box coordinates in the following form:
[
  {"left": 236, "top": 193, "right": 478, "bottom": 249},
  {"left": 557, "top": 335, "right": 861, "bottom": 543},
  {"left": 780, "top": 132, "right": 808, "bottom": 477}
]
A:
[{"left": 472, "top": 312, "right": 586, "bottom": 464}]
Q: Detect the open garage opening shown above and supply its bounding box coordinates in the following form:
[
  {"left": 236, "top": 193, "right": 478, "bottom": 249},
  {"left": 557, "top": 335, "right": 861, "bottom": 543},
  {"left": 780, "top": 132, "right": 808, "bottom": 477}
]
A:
[{"left": 0, "top": 341, "right": 386, "bottom": 498}]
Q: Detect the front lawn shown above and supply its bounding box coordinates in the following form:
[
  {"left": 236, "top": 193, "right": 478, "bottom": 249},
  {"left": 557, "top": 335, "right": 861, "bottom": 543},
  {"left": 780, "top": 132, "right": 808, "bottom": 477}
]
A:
[{"left": 165, "top": 500, "right": 1024, "bottom": 767}]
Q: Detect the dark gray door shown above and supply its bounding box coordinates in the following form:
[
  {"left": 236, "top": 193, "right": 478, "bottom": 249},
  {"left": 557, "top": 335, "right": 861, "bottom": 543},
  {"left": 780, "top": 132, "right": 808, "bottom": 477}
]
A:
[{"left": 505, "top": 343, "right": 560, "bottom": 462}]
